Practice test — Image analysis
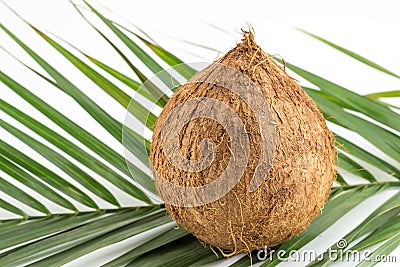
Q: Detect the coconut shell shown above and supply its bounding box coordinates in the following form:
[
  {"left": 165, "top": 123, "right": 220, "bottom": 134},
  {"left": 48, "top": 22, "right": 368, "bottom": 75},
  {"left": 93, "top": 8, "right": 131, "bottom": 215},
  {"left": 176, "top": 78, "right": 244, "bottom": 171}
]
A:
[{"left": 150, "top": 30, "right": 336, "bottom": 254}]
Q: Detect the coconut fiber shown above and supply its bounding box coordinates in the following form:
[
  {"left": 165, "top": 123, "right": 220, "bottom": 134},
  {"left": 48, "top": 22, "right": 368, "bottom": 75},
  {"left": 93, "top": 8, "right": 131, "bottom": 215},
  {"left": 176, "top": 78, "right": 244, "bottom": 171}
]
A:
[{"left": 150, "top": 29, "right": 336, "bottom": 255}]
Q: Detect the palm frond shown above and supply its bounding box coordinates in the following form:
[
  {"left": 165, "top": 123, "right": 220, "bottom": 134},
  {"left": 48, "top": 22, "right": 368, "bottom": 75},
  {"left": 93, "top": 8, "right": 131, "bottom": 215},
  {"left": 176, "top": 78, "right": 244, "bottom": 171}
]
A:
[
  {"left": 297, "top": 28, "right": 400, "bottom": 79},
  {"left": 0, "top": 2, "right": 399, "bottom": 266},
  {"left": 366, "top": 90, "right": 400, "bottom": 99}
]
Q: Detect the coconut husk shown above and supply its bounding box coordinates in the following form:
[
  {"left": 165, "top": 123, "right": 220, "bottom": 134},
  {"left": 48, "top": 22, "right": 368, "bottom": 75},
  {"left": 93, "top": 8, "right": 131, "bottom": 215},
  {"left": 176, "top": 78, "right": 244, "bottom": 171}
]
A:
[{"left": 150, "top": 29, "right": 336, "bottom": 255}]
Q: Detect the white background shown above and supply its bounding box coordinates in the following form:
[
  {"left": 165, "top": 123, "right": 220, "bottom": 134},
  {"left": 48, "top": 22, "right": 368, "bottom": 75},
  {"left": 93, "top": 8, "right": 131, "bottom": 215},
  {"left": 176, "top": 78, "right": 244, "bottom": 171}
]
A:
[{"left": 0, "top": 0, "right": 399, "bottom": 266}]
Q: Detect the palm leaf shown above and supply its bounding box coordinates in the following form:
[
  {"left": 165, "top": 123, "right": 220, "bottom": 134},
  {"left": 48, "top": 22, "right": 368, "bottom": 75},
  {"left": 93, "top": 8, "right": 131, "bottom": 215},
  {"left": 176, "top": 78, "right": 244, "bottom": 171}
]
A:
[
  {"left": 0, "top": 206, "right": 165, "bottom": 266},
  {"left": 28, "top": 208, "right": 170, "bottom": 266},
  {"left": 0, "top": 70, "right": 145, "bottom": 180},
  {"left": 0, "top": 23, "right": 123, "bottom": 143},
  {"left": 82, "top": 1, "right": 179, "bottom": 89},
  {"left": 306, "top": 89, "right": 400, "bottom": 160},
  {"left": 71, "top": 3, "right": 169, "bottom": 107},
  {"left": 103, "top": 227, "right": 188, "bottom": 266},
  {"left": 126, "top": 235, "right": 220, "bottom": 267},
  {"left": 30, "top": 27, "right": 157, "bottom": 129},
  {"left": 0, "top": 99, "right": 150, "bottom": 204},
  {"left": 337, "top": 153, "right": 376, "bottom": 182},
  {"left": 0, "top": 197, "right": 26, "bottom": 218},
  {"left": 297, "top": 29, "right": 400, "bottom": 79},
  {"left": 366, "top": 90, "right": 400, "bottom": 99},
  {"left": 0, "top": 2, "right": 399, "bottom": 266},
  {"left": 0, "top": 154, "right": 77, "bottom": 212},
  {"left": 281, "top": 61, "right": 400, "bottom": 133},
  {"left": 84, "top": 55, "right": 165, "bottom": 107},
  {"left": 308, "top": 190, "right": 400, "bottom": 266},
  {"left": 257, "top": 182, "right": 400, "bottom": 267},
  {"left": 1, "top": 118, "right": 120, "bottom": 206},
  {"left": 0, "top": 176, "right": 50, "bottom": 215},
  {"left": 0, "top": 140, "right": 97, "bottom": 208},
  {"left": 356, "top": 233, "right": 400, "bottom": 267}
]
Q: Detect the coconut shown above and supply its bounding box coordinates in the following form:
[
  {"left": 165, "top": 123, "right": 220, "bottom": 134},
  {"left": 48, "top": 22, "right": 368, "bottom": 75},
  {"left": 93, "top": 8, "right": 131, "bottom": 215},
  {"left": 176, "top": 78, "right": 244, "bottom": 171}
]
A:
[{"left": 150, "top": 29, "right": 336, "bottom": 254}]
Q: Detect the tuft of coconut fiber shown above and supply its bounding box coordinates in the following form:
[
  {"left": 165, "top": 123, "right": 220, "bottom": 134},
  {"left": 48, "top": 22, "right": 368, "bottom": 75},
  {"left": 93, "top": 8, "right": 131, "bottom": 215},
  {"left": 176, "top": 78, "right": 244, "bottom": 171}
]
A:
[{"left": 150, "top": 29, "right": 336, "bottom": 255}]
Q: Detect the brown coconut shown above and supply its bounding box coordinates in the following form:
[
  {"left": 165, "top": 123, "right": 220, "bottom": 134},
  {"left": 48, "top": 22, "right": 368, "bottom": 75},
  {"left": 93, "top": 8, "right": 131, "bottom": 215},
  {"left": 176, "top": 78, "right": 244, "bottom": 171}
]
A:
[{"left": 150, "top": 29, "right": 336, "bottom": 254}]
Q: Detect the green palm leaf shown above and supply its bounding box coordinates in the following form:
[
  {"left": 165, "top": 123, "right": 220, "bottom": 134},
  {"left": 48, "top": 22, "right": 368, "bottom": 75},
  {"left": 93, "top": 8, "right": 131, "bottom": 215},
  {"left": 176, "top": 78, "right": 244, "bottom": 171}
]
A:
[
  {"left": 308, "top": 190, "right": 400, "bottom": 266},
  {"left": 103, "top": 227, "right": 188, "bottom": 266},
  {"left": 0, "top": 99, "right": 150, "bottom": 204},
  {"left": 30, "top": 27, "right": 157, "bottom": 129},
  {"left": 337, "top": 153, "right": 376, "bottom": 182},
  {"left": 297, "top": 29, "right": 400, "bottom": 79},
  {"left": 0, "top": 176, "right": 50, "bottom": 215},
  {"left": 366, "top": 90, "right": 400, "bottom": 99},
  {"left": 0, "top": 140, "right": 97, "bottom": 208},
  {"left": 0, "top": 118, "right": 119, "bottom": 206},
  {"left": 71, "top": 3, "right": 169, "bottom": 107},
  {"left": 0, "top": 197, "right": 26, "bottom": 218},
  {"left": 0, "top": 2, "right": 399, "bottom": 266}
]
